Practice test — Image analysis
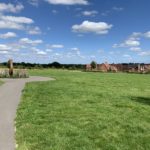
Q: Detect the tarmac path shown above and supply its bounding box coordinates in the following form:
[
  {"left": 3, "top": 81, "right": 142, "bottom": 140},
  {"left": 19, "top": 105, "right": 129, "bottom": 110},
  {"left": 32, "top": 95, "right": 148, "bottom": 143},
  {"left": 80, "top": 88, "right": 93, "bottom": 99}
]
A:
[{"left": 0, "top": 76, "right": 53, "bottom": 150}]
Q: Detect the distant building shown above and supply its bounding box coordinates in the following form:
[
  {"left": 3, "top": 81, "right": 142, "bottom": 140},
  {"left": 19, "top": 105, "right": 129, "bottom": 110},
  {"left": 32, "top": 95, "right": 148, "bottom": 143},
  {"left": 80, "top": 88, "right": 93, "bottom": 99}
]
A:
[
  {"left": 86, "top": 64, "right": 92, "bottom": 71},
  {"left": 86, "top": 62, "right": 150, "bottom": 73},
  {"left": 97, "top": 62, "right": 111, "bottom": 72}
]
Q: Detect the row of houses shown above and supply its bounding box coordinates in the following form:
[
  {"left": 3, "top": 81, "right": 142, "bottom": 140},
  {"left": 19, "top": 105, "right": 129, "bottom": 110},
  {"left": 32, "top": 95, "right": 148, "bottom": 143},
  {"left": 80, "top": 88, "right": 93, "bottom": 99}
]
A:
[{"left": 86, "top": 62, "right": 150, "bottom": 73}]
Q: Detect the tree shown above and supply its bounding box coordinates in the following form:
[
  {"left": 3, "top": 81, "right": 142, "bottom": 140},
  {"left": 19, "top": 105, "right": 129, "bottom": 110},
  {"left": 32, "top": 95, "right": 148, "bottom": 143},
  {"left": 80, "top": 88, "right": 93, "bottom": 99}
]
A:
[
  {"left": 90, "top": 61, "right": 97, "bottom": 70},
  {"left": 51, "top": 61, "right": 61, "bottom": 68}
]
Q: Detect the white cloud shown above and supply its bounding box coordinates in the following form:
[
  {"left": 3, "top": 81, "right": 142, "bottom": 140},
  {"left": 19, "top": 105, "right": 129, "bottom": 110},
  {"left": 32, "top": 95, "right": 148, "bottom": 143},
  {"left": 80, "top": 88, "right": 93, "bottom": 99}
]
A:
[
  {"left": 1, "top": 15, "right": 33, "bottom": 24},
  {"left": 112, "top": 30, "right": 150, "bottom": 58},
  {"left": 112, "top": 31, "right": 150, "bottom": 51},
  {"left": 28, "top": 0, "right": 39, "bottom": 6},
  {"left": 52, "top": 52, "right": 63, "bottom": 60},
  {"left": 123, "top": 54, "right": 131, "bottom": 57},
  {"left": 144, "top": 31, "right": 150, "bottom": 38},
  {"left": 46, "top": 49, "right": 53, "bottom": 52},
  {"left": 112, "top": 44, "right": 118, "bottom": 48},
  {"left": 113, "top": 40, "right": 140, "bottom": 48},
  {"left": 66, "top": 52, "right": 74, "bottom": 58},
  {"left": 0, "top": 51, "right": 8, "bottom": 54},
  {"left": 131, "top": 32, "right": 142, "bottom": 39},
  {"left": 0, "top": 14, "right": 40, "bottom": 36},
  {"left": 45, "top": 0, "right": 88, "bottom": 5},
  {"left": 0, "top": 14, "right": 34, "bottom": 30},
  {"left": 37, "top": 51, "right": 47, "bottom": 55},
  {"left": 138, "top": 51, "right": 150, "bottom": 56},
  {"left": 31, "top": 47, "right": 40, "bottom": 52},
  {"left": 72, "top": 20, "right": 112, "bottom": 34},
  {"left": 29, "top": 47, "right": 47, "bottom": 56},
  {"left": 70, "top": 47, "right": 85, "bottom": 59},
  {"left": 113, "top": 33, "right": 141, "bottom": 48},
  {"left": 27, "top": 26, "right": 41, "bottom": 35},
  {"left": 90, "top": 55, "right": 96, "bottom": 59},
  {"left": 82, "top": 10, "right": 98, "bottom": 17},
  {"left": 51, "top": 44, "right": 64, "bottom": 48},
  {"left": 123, "top": 54, "right": 133, "bottom": 61},
  {"left": 0, "top": 44, "right": 11, "bottom": 50},
  {"left": 71, "top": 47, "right": 80, "bottom": 51},
  {"left": 0, "top": 3, "right": 24, "bottom": 13},
  {"left": 0, "top": 32, "right": 17, "bottom": 39},
  {"left": 124, "top": 39, "right": 140, "bottom": 47},
  {"left": 0, "top": 20, "right": 23, "bottom": 30},
  {"left": 124, "top": 33, "right": 141, "bottom": 47},
  {"left": 130, "top": 47, "right": 141, "bottom": 52},
  {"left": 76, "top": 50, "right": 80, "bottom": 55},
  {"left": 54, "top": 53, "right": 62, "bottom": 56},
  {"left": 8, "top": 43, "right": 27, "bottom": 51},
  {"left": 19, "top": 38, "right": 43, "bottom": 45}
]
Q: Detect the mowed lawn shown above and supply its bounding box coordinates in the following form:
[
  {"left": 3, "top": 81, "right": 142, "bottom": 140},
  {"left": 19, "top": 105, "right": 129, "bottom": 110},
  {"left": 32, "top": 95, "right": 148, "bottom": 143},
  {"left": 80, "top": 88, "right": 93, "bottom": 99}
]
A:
[{"left": 16, "top": 70, "right": 150, "bottom": 150}]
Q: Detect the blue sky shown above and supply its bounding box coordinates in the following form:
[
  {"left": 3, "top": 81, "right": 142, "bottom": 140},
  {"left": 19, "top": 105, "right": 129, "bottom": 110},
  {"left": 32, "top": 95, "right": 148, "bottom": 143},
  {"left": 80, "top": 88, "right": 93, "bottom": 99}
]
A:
[{"left": 0, "top": 0, "right": 150, "bottom": 64}]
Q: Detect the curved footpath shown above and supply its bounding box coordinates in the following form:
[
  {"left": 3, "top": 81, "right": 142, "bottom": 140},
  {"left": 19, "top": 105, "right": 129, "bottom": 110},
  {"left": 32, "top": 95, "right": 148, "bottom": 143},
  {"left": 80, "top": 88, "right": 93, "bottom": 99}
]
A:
[{"left": 0, "top": 76, "right": 53, "bottom": 150}]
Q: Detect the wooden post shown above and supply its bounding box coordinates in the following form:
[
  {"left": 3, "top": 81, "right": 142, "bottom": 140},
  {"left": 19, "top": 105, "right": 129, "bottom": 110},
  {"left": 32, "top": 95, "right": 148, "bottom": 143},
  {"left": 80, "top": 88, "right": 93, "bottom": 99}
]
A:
[{"left": 8, "top": 59, "right": 13, "bottom": 76}]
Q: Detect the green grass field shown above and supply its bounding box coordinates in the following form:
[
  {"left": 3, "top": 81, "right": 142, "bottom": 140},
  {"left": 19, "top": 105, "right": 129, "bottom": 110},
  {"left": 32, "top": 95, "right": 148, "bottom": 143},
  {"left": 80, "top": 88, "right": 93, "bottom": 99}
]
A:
[{"left": 16, "top": 69, "right": 150, "bottom": 150}]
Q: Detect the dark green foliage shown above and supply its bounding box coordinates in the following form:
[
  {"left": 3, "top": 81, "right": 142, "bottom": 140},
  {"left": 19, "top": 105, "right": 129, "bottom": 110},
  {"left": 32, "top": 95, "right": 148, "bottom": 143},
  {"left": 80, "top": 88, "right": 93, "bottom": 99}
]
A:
[
  {"left": 0, "top": 62, "right": 85, "bottom": 70},
  {"left": 90, "top": 61, "right": 97, "bottom": 69}
]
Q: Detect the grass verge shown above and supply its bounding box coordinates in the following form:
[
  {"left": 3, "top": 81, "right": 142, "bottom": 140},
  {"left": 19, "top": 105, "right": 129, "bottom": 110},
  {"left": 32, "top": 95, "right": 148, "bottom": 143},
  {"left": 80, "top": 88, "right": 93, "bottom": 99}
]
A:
[{"left": 16, "top": 69, "right": 150, "bottom": 150}]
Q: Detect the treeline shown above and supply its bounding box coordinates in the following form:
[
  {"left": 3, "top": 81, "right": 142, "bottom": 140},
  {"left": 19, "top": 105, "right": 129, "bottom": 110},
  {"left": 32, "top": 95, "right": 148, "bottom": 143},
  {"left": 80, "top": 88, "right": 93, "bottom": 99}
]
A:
[{"left": 0, "top": 61, "right": 85, "bottom": 70}]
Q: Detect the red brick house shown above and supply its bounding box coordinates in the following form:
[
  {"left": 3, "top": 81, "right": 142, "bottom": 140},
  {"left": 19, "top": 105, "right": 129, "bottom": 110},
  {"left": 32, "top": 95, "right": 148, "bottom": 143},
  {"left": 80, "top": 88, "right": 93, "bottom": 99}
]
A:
[
  {"left": 86, "top": 64, "right": 92, "bottom": 71},
  {"left": 86, "top": 63, "right": 150, "bottom": 73},
  {"left": 97, "top": 62, "right": 111, "bottom": 72}
]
